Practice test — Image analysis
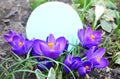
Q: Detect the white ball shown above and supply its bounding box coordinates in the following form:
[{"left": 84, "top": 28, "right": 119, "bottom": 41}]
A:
[{"left": 26, "top": 1, "right": 83, "bottom": 50}]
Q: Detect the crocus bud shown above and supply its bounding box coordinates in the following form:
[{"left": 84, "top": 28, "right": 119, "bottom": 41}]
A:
[{"left": 95, "top": 4, "right": 105, "bottom": 21}]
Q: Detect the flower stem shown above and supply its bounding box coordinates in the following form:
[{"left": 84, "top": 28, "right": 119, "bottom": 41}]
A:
[{"left": 85, "top": 74, "right": 90, "bottom": 79}]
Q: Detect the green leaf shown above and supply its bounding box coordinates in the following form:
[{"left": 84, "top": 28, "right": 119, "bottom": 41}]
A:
[
  {"left": 29, "top": 0, "right": 47, "bottom": 10},
  {"left": 104, "top": 0, "right": 117, "bottom": 9},
  {"left": 116, "top": 28, "right": 120, "bottom": 38},
  {"left": 100, "top": 20, "right": 112, "bottom": 32},
  {"left": 86, "top": 8, "right": 94, "bottom": 23},
  {"left": 105, "top": 10, "right": 116, "bottom": 18},
  {"left": 115, "top": 11, "right": 120, "bottom": 27},
  {"left": 47, "top": 67, "right": 55, "bottom": 79},
  {"left": 58, "top": 71, "right": 62, "bottom": 79},
  {"left": 110, "top": 0, "right": 115, "bottom": 2},
  {"left": 115, "top": 53, "right": 120, "bottom": 65},
  {"left": 35, "top": 69, "right": 46, "bottom": 79},
  {"left": 72, "top": 0, "right": 92, "bottom": 9}
]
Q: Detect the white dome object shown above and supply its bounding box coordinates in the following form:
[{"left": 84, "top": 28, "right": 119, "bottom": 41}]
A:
[{"left": 26, "top": 1, "right": 83, "bottom": 50}]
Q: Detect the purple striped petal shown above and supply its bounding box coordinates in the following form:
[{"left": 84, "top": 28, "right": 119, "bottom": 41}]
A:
[
  {"left": 32, "top": 39, "right": 43, "bottom": 56},
  {"left": 56, "top": 37, "right": 67, "bottom": 52},
  {"left": 91, "top": 48, "right": 105, "bottom": 59},
  {"left": 78, "top": 66, "right": 86, "bottom": 76},
  {"left": 12, "top": 46, "right": 27, "bottom": 56},
  {"left": 78, "top": 61, "right": 92, "bottom": 76},
  {"left": 86, "top": 46, "right": 96, "bottom": 58},
  {"left": 40, "top": 41, "right": 61, "bottom": 59},
  {"left": 84, "top": 27, "right": 92, "bottom": 41},
  {"left": 71, "top": 57, "right": 81, "bottom": 70},
  {"left": 63, "top": 54, "right": 72, "bottom": 73},
  {"left": 47, "top": 34, "right": 55, "bottom": 43},
  {"left": 77, "top": 29, "right": 84, "bottom": 45},
  {"left": 94, "top": 57, "right": 108, "bottom": 68}
]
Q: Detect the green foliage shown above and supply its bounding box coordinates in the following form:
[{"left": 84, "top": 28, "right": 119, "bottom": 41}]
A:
[
  {"left": 115, "top": 11, "right": 120, "bottom": 38},
  {"left": 35, "top": 69, "right": 46, "bottom": 79},
  {"left": 116, "top": 29, "right": 120, "bottom": 38},
  {"left": 115, "top": 53, "right": 120, "bottom": 65},
  {"left": 47, "top": 68, "right": 56, "bottom": 79},
  {"left": 99, "top": 9, "right": 118, "bottom": 32},
  {"left": 104, "top": 0, "right": 117, "bottom": 9},
  {"left": 73, "top": 0, "right": 91, "bottom": 8},
  {"left": 86, "top": 8, "right": 95, "bottom": 23},
  {"left": 73, "top": 0, "right": 120, "bottom": 32},
  {"left": 29, "top": 0, "right": 48, "bottom": 10},
  {"left": 110, "top": 0, "right": 115, "bottom": 2},
  {"left": 72, "top": 0, "right": 93, "bottom": 23},
  {"left": 58, "top": 71, "right": 62, "bottom": 79},
  {"left": 0, "top": 51, "right": 76, "bottom": 79},
  {"left": 93, "top": 0, "right": 119, "bottom": 31},
  {"left": 100, "top": 20, "right": 112, "bottom": 33},
  {"left": 111, "top": 52, "right": 120, "bottom": 65}
]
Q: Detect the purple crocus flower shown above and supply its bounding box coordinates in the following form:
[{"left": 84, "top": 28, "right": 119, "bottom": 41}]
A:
[
  {"left": 63, "top": 54, "right": 81, "bottom": 73},
  {"left": 32, "top": 39, "right": 53, "bottom": 71},
  {"left": 78, "top": 61, "right": 92, "bottom": 76},
  {"left": 78, "top": 27, "right": 101, "bottom": 49},
  {"left": 4, "top": 30, "right": 16, "bottom": 45},
  {"left": 4, "top": 30, "right": 32, "bottom": 56},
  {"left": 86, "top": 46, "right": 108, "bottom": 68},
  {"left": 11, "top": 35, "right": 32, "bottom": 56},
  {"left": 39, "top": 34, "right": 67, "bottom": 59}
]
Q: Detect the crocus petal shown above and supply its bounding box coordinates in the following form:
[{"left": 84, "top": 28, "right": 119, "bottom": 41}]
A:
[
  {"left": 9, "top": 30, "right": 16, "bottom": 35},
  {"left": 84, "top": 27, "right": 92, "bottom": 40},
  {"left": 94, "top": 57, "right": 108, "bottom": 68},
  {"left": 92, "top": 31, "right": 101, "bottom": 44},
  {"left": 93, "top": 31, "right": 101, "bottom": 40},
  {"left": 71, "top": 57, "right": 81, "bottom": 70},
  {"left": 40, "top": 42, "right": 50, "bottom": 50},
  {"left": 12, "top": 46, "right": 26, "bottom": 56},
  {"left": 47, "top": 34, "right": 55, "bottom": 43},
  {"left": 56, "top": 37, "right": 67, "bottom": 52},
  {"left": 78, "top": 61, "right": 92, "bottom": 76},
  {"left": 78, "top": 66, "right": 86, "bottom": 76},
  {"left": 26, "top": 39, "right": 33, "bottom": 50},
  {"left": 12, "top": 36, "right": 20, "bottom": 42},
  {"left": 37, "top": 61, "right": 52, "bottom": 71},
  {"left": 4, "top": 35, "right": 11, "bottom": 41},
  {"left": 44, "top": 50, "right": 60, "bottom": 59},
  {"left": 91, "top": 48, "right": 105, "bottom": 59},
  {"left": 90, "top": 58, "right": 99, "bottom": 66},
  {"left": 63, "top": 54, "right": 72, "bottom": 73},
  {"left": 82, "top": 61, "right": 92, "bottom": 73},
  {"left": 86, "top": 46, "right": 97, "bottom": 58},
  {"left": 41, "top": 49, "right": 60, "bottom": 59},
  {"left": 72, "top": 57, "right": 81, "bottom": 63},
  {"left": 54, "top": 42, "right": 60, "bottom": 50},
  {"left": 40, "top": 41, "right": 61, "bottom": 59},
  {"left": 18, "top": 32, "right": 23, "bottom": 37},
  {"left": 32, "top": 39, "right": 43, "bottom": 56},
  {"left": 83, "top": 27, "right": 94, "bottom": 48},
  {"left": 4, "top": 30, "right": 16, "bottom": 44},
  {"left": 77, "top": 29, "right": 84, "bottom": 44},
  {"left": 64, "top": 54, "right": 72, "bottom": 66}
]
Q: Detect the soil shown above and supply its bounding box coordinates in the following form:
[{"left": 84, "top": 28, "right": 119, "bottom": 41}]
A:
[{"left": 0, "top": 0, "right": 120, "bottom": 79}]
